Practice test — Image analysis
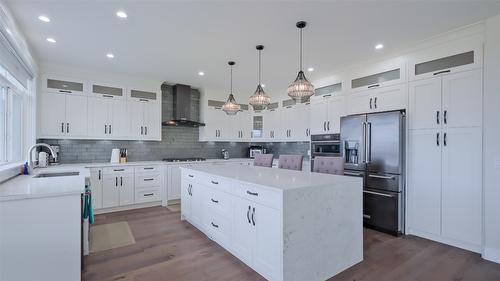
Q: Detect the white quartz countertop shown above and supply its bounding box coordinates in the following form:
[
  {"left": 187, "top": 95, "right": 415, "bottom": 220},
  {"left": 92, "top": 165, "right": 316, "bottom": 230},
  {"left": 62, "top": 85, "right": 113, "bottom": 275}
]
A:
[
  {"left": 182, "top": 164, "right": 360, "bottom": 191},
  {"left": 80, "top": 158, "right": 254, "bottom": 168},
  {"left": 0, "top": 165, "right": 90, "bottom": 202}
]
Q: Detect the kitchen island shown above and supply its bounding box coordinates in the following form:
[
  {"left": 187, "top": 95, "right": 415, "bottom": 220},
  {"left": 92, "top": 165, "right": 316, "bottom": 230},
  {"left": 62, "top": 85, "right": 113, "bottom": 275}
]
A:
[{"left": 180, "top": 164, "right": 363, "bottom": 281}]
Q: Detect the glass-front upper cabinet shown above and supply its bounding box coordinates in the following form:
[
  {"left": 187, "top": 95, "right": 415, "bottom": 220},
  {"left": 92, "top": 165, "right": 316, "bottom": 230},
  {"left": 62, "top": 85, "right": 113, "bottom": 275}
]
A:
[
  {"left": 91, "top": 83, "right": 124, "bottom": 99},
  {"left": 45, "top": 77, "right": 85, "bottom": 95},
  {"left": 251, "top": 115, "right": 263, "bottom": 139}
]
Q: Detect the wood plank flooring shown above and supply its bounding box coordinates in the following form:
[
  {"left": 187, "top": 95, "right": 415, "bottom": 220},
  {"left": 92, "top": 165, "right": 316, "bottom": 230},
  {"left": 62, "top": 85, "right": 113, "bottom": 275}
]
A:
[{"left": 84, "top": 206, "right": 500, "bottom": 281}]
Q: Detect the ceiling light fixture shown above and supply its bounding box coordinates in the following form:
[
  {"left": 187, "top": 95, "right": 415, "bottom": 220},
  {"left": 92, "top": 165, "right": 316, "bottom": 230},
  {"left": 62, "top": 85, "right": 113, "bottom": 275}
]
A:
[
  {"left": 198, "top": 71, "right": 205, "bottom": 76},
  {"left": 222, "top": 61, "right": 241, "bottom": 116},
  {"left": 375, "top": 43, "right": 384, "bottom": 50},
  {"left": 116, "top": 10, "right": 127, "bottom": 18},
  {"left": 106, "top": 53, "right": 114, "bottom": 58},
  {"left": 46, "top": 38, "right": 56, "bottom": 43},
  {"left": 307, "top": 67, "right": 314, "bottom": 72},
  {"left": 38, "top": 15, "right": 50, "bottom": 23},
  {"left": 249, "top": 45, "right": 271, "bottom": 110},
  {"left": 287, "top": 21, "right": 315, "bottom": 103}
]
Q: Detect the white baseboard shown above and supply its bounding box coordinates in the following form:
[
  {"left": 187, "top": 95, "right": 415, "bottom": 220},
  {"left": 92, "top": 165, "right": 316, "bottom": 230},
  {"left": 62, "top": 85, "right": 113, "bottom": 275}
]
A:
[
  {"left": 407, "top": 228, "right": 481, "bottom": 253},
  {"left": 94, "top": 201, "right": 162, "bottom": 214},
  {"left": 483, "top": 247, "right": 500, "bottom": 264}
]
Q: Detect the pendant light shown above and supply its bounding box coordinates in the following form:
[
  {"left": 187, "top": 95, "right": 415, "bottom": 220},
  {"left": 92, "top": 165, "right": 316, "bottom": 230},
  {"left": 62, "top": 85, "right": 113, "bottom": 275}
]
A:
[
  {"left": 222, "top": 61, "right": 241, "bottom": 116},
  {"left": 287, "top": 21, "right": 315, "bottom": 103},
  {"left": 249, "top": 45, "right": 271, "bottom": 110}
]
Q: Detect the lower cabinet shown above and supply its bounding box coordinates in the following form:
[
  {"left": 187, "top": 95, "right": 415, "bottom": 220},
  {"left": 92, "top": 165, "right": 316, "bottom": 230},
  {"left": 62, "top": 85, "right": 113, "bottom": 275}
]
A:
[
  {"left": 181, "top": 179, "right": 204, "bottom": 229},
  {"left": 102, "top": 173, "right": 134, "bottom": 208},
  {"left": 90, "top": 168, "right": 103, "bottom": 209}
]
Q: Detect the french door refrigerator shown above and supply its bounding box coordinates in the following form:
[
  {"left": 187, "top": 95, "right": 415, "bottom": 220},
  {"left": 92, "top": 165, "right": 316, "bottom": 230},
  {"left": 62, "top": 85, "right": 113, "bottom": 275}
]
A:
[{"left": 340, "top": 110, "right": 405, "bottom": 235}]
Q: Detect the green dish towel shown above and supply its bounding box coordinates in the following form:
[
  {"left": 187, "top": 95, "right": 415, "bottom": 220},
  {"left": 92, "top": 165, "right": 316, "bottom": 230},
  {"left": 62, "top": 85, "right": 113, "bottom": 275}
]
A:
[{"left": 83, "top": 186, "right": 94, "bottom": 224}]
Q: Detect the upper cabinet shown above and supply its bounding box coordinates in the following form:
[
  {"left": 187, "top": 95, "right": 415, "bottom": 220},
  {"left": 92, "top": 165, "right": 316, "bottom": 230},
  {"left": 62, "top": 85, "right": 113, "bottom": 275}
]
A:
[
  {"left": 38, "top": 75, "right": 161, "bottom": 141},
  {"left": 349, "top": 59, "right": 406, "bottom": 93},
  {"left": 310, "top": 82, "right": 345, "bottom": 135},
  {"left": 408, "top": 35, "right": 483, "bottom": 81}
]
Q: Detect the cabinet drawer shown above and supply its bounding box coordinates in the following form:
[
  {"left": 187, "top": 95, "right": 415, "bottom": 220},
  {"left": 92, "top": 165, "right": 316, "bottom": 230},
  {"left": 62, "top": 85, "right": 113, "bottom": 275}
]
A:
[
  {"left": 204, "top": 211, "right": 232, "bottom": 251},
  {"left": 205, "top": 187, "right": 233, "bottom": 217},
  {"left": 135, "top": 165, "right": 162, "bottom": 173},
  {"left": 135, "top": 188, "right": 161, "bottom": 203},
  {"left": 235, "top": 184, "right": 281, "bottom": 210},
  {"left": 135, "top": 173, "right": 161, "bottom": 188},
  {"left": 103, "top": 166, "right": 134, "bottom": 174}
]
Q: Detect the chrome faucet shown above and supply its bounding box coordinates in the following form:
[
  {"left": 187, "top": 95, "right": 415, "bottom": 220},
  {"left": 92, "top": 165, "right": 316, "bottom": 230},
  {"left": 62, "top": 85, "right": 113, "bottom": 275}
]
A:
[{"left": 28, "top": 143, "right": 58, "bottom": 174}]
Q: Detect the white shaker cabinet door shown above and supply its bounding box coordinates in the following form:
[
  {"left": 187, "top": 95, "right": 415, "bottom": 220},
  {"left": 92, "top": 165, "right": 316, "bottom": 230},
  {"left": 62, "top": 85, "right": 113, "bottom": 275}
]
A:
[
  {"left": 326, "top": 96, "right": 345, "bottom": 133},
  {"left": 253, "top": 202, "right": 281, "bottom": 281},
  {"left": 65, "top": 94, "right": 88, "bottom": 137},
  {"left": 442, "top": 69, "right": 482, "bottom": 129},
  {"left": 231, "top": 197, "right": 255, "bottom": 266},
  {"left": 408, "top": 129, "right": 442, "bottom": 237},
  {"left": 102, "top": 175, "right": 120, "bottom": 208},
  {"left": 109, "top": 98, "right": 129, "bottom": 138},
  {"left": 143, "top": 101, "right": 160, "bottom": 140},
  {"left": 128, "top": 100, "right": 144, "bottom": 139},
  {"left": 88, "top": 97, "right": 109, "bottom": 138},
  {"left": 90, "top": 169, "right": 103, "bottom": 209},
  {"left": 441, "top": 127, "right": 482, "bottom": 248},
  {"left": 119, "top": 174, "right": 134, "bottom": 206},
  {"left": 190, "top": 182, "right": 204, "bottom": 228},
  {"left": 39, "top": 92, "right": 66, "bottom": 137},
  {"left": 408, "top": 77, "right": 442, "bottom": 130},
  {"left": 310, "top": 99, "right": 328, "bottom": 135},
  {"left": 181, "top": 179, "right": 192, "bottom": 220}
]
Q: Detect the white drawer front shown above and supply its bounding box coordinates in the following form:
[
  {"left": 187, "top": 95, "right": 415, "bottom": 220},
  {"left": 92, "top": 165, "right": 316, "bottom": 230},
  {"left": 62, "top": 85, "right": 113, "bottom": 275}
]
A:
[
  {"left": 103, "top": 166, "right": 134, "bottom": 175},
  {"left": 135, "top": 188, "right": 161, "bottom": 203},
  {"left": 135, "top": 173, "right": 161, "bottom": 188},
  {"left": 236, "top": 184, "right": 281, "bottom": 210},
  {"left": 135, "top": 165, "right": 162, "bottom": 173},
  {"left": 204, "top": 212, "right": 232, "bottom": 251},
  {"left": 205, "top": 187, "right": 233, "bottom": 218}
]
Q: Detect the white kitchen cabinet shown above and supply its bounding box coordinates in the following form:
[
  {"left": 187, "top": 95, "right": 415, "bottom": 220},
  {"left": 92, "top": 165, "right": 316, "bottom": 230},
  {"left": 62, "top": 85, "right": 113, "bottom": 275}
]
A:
[
  {"left": 253, "top": 202, "right": 281, "bottom": 281},
  {"left": 39, "top": 92, "right": 88, "bottom": 138},
  {"left": 181, "top": 179, "right": 192, "bottom": 218},
  {"left": 88, "top": 97, "right": 129, "bottom": 139},
  {"left": 408, "top": 129, "right": 442, "bottom": 236},
  {"left": 190, "top": 181, "right": 204, "bottom": 228},
  {"left": 441, "top": 127, "right": 482, "bottom": 247},
  {"left": 280, "top": 104, "right": 311, "bottom": 141},
  {"left": 262, "top": 109, "right": 280, "bottom": 141},
  {"left": 102, "top": 171, "right": 135, "bottom": 208},
  {"left": 348, "top": 83, "right": 406, "bottom": 115},
  {"left": 349, "top": 62, "right": 406, "bottom": 93},
  {"left": 310, "top": 95, "right": 345, "bottom": 135},
  {"left": 228, "top": 110, "right": 251, "bottom": 141},
  {"left": 203, "top": 106, "right": 228, "bottom": 140},
  {"left": 90, "top": 169, "right": 103, "bottom": 210},
  {"left": 128, "top": 100, "right": 161, "bottom": 140},
  {"left": 407, "top": 69, "right": 482, "bottom": 253},
  {"left": 232, "top": 196, "right": 256, "bottom": 265}
]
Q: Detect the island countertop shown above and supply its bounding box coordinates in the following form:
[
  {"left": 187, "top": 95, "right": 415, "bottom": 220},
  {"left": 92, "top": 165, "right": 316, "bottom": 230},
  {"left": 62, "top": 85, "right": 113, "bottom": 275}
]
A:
[{"left": 181, "top": 164, "right": 361, "bottom": 191}]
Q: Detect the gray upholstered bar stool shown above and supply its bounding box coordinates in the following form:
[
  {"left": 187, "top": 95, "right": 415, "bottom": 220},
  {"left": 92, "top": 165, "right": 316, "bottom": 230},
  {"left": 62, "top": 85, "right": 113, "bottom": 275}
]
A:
[
  {"left": 253, "top": 154, "right": 274, "bottom": 168},
  {"left": 278, "top": 155, "right": 304, "bottom": 171},
  {"left": 312, "top": 156, "right": 344, "bottom": 175}
]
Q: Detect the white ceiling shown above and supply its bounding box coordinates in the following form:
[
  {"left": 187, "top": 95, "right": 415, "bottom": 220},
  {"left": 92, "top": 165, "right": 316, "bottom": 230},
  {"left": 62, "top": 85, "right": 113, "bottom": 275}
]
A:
[{"left": 6, "top": 0, "right": 500, "bottom": 100}]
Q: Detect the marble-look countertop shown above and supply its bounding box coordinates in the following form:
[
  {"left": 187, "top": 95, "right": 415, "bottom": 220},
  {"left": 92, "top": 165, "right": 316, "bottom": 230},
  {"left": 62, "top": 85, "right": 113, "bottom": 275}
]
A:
[
  {"left": 182, "top": 164, "right": 359, "bottom": 191},
  {"left": 0, "top": 165, "right": 90, "bottom": 202}
]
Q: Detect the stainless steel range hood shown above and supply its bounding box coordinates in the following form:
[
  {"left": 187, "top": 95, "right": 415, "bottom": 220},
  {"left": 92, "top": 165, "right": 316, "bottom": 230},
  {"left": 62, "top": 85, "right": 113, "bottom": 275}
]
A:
[{"left": 162, "top": 84, "right": 205, "bottom": 127}]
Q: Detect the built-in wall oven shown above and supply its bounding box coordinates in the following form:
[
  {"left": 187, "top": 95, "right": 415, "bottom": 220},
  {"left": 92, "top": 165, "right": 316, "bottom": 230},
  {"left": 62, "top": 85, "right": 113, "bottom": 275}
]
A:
[{"left": 310, "top": 134, "right": 341, "bottom": 171}]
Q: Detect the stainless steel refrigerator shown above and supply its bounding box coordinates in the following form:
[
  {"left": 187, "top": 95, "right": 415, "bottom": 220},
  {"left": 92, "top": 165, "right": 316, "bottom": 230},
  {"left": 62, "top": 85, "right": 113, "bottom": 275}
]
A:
[{"left": 340, "top": 110, "right": 405, "bottom": 235}]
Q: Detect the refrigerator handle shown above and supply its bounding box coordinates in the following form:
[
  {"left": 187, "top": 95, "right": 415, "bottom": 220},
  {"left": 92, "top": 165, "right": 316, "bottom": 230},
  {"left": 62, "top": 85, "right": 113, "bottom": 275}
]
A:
[
  {"left": 362, "top": 122, "right": 367, "bottom": 163},
  {"left": 366, "top": 122, "right": 372, "bottom": 163}
]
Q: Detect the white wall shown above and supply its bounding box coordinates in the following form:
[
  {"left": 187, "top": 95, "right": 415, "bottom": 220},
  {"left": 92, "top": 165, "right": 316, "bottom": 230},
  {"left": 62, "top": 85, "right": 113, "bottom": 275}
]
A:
[{"left": 482, "top": 14, "right": 500, "bottom": 263}]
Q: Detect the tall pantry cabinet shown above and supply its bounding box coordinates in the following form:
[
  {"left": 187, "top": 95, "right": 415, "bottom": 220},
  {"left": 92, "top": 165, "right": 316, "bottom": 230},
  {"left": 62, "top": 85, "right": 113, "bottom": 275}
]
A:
[{"left": 407, "top": 46, "right": 483, "bottom": 253}]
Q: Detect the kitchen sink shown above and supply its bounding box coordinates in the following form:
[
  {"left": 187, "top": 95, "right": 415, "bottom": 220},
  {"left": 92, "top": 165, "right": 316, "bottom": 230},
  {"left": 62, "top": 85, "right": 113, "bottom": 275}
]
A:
[{"left": 33, "top": 171, "right": 80, "bottom": 178}]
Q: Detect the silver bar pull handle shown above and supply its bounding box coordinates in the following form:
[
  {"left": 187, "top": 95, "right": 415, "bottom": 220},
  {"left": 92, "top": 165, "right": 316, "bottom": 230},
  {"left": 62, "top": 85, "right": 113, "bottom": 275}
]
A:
[
  {"left": 344, "top": 172, "right": 364, "bottom": 177},
  {"left": 363, "top": 214, "right": 371, "bottom": 219},
  {"left": 362, "top": 122, "right": 367, "bottom": 163},
  {"left": 366, "top": 122, "right": 372, "bottom": 163},
  {"left": 368, "top": 174, "right": 396, "bottom": 180},
  {"left": 363, "top": 190, "right": 395, "bottom": 198}
]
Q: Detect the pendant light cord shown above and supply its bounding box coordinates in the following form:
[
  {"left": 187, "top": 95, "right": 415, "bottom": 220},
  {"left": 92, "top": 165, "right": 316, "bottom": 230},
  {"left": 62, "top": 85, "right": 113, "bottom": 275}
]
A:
[
  {"left": 230, "top": 64, "right": 233, "bottom": 95},
  {"left": 258, "top": 49, "right": 262, "bottom": 86},
  {"left": 299, "top": 27, "right": 303, "bottom": 71}
]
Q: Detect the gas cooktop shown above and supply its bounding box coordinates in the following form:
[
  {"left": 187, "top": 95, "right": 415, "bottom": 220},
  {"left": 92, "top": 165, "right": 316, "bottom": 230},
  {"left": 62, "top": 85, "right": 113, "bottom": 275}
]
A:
[{"left": 162, "top": 158, "right": 206, "bottom": 162}]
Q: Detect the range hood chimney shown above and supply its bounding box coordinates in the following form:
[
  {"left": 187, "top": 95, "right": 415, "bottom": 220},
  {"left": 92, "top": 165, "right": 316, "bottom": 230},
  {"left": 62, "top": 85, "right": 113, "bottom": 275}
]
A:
[{"left": 162, "top": 84, "right": 205, "bottom": 127}]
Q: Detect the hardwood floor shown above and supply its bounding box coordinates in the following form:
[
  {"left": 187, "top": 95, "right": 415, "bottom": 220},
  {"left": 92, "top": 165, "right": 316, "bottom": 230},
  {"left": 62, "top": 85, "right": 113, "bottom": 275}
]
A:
[{"left": 84, "top": 206, "right": 500, "bottom": 281}]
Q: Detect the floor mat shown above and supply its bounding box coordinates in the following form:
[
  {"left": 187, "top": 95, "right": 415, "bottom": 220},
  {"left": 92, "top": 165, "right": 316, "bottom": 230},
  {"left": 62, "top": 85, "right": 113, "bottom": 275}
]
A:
[{"left": 90, "top": 221, "right": 136, "bottom": 253}]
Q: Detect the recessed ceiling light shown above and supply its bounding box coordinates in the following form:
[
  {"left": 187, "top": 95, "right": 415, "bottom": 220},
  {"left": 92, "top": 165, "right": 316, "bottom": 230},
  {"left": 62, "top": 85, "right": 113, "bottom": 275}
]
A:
[
  {"left": 198, "top": 71, "right": 205, "bottom": 76},
  {"left": 375, "top": 44, "right": 384, "bottom": 50},
  {"left": 116, "top": 10, "right": 127, "bottom": 18},
  {"left": 46, "top": 38, "right": 56, "bottom": 43},
  {"left": 106, "top": 53, "right": 114, "bottom": 58},
  {"left": 307, "top": 67, "right": 314, "bottom": 72},
  {"left": 38, "top": 15, "right": 50, "bottom": 22},
  {"left": 5, "top": 28, "right": 11, "bottom": 35}
]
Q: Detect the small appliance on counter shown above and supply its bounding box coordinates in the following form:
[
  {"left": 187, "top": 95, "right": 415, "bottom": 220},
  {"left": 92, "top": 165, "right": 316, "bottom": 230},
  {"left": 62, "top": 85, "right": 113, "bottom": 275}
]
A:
[
  {"left": 221, "top": 149, "right": 229, "bottom": 160},
  {"left": 248, "top": 145, "right": 267, "bottom": 158},
  {"left": 110, "top": 148, "right": 120, "bottom": 163}
]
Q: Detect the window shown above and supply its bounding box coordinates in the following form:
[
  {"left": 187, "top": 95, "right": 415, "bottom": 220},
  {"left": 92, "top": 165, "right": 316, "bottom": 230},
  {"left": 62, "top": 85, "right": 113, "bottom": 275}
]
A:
[{"left": 0, "top": 83, "right": 24, "bottom": 164}]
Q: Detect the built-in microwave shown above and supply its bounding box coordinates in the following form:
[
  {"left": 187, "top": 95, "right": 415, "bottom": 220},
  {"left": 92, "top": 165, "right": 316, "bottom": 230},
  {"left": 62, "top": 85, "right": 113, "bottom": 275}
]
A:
[{"left": 311, "top": 134, "right": 341, "bottom": 157}]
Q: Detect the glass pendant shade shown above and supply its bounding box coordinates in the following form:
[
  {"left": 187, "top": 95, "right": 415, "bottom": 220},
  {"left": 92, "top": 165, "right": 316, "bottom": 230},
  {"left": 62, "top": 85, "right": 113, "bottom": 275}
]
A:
[
  {"left": 287, "top": 21, "right": 315, "bottom": 102},
  {"left": 287, "top": 70, "right": 315, "bottom": 103},
  {"left": 249, "top": 84, "right": 271, "bottom": 110},
  {"left": 249, "top": 45, "right": 271, "bottom": 110},
  {"left": 222, "top": 61, "right": 241, "bottom": 116},
  {"left": 222, "top": 93, "right": 240, "bottom": 115}
]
